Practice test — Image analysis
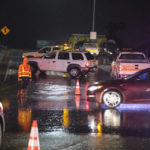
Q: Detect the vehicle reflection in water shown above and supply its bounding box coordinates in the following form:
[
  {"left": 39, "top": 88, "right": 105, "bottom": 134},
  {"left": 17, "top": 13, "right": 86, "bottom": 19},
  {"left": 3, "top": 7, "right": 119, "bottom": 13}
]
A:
[
  {"left": 62, "top": 105, "right": 150, "bottom": 137},
  {"left": 119, "top": 105, "right": 150, "bottom": 137},
  {"left": 3, "top": 86, "right": 150, "bottom": 139},
  {"left": 3, "top": 73, "right": 150, "bottom": 139},
  {"left": 30, "top": 76, "right": 76, "bottom": 102},
  {"left": 103, "top": 109, "right": 121, "bottom": 129}
]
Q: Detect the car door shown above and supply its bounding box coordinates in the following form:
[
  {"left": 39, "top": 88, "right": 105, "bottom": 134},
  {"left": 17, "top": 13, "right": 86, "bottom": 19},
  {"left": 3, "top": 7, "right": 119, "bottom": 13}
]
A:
[
  {"left": 137, "top": 72, "right": 150, "bottom": 101},
  {"left": 122, "top": 73, "right": 150, "bottom": 103},
  {"left": 55, "top": 52, "right": 70, "bottom": 72},
  {"left": 120, "top": 80, "right": 143, "bottom": 102},
  {"left": 39, "top": 52, "right": 56, "bottom": 71}
]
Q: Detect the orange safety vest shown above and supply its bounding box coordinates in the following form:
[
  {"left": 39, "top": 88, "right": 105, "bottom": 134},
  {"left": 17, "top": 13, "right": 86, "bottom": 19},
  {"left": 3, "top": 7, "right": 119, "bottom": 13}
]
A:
[{"left": 18, "top": 64, "right": 32, "bottom": 78}]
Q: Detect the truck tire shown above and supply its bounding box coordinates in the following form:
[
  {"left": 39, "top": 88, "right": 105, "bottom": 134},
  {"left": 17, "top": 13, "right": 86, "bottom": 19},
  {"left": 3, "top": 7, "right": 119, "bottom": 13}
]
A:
[{"left": 68, "top": 67, "right": 80, "bottom": 78}]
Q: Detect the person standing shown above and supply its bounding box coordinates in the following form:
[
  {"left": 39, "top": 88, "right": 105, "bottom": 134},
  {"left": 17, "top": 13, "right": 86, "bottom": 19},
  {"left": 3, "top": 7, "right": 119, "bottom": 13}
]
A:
[{"left": 18, "top": 57, "right": 32, "bottom": 89}]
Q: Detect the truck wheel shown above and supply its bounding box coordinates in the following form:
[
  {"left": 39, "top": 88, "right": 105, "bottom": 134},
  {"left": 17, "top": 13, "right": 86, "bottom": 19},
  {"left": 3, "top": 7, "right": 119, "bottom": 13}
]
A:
[{"left": 68, "top": 67, "right": 80, "bottom": 78}]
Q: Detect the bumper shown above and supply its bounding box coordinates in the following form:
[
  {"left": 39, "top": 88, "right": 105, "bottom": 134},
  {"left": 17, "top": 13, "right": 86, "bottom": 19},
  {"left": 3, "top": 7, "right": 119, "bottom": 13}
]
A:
[
  {"left": 81, "top": 66, "right": 98, "bottom": 73},
  {"left": 89, "top": 66, "right": 98, "bottom": 72}
]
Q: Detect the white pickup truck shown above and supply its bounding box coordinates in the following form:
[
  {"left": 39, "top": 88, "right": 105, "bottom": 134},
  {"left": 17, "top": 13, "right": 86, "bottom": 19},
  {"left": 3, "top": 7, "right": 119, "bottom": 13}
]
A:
[{"left": 110, "top": 51, "right": 150, "bottom": 79}]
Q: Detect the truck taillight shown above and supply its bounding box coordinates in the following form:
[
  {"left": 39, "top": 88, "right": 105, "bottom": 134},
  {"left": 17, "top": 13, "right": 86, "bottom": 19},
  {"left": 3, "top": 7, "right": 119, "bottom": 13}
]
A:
[
  {"left": 85, "top": 62, "right": 90, "bottom": 67},
  {"left": 118, "top": 65, "right": 122, "bottom": 71}
]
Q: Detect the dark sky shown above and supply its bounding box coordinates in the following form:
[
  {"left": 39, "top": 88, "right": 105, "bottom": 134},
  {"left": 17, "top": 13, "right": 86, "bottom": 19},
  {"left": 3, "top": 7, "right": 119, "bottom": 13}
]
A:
[{"left": 1, "top": 0, "right": 150, "bottom": 49}]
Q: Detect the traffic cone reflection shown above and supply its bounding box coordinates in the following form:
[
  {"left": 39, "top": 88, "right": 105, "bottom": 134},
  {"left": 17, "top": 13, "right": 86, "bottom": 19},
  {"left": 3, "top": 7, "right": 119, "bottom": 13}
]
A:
[
  {"left": 75, "top": 79, "right": 81, "bottom": 95},
  {"left": 85, "top": 100, "right": 89, "bottom": 111},
  {"left": 27, "top": 120, "right": 40, "bottom": 150},
  {"left": 97, "top": 122, "right": 102, "bottom": 136}
]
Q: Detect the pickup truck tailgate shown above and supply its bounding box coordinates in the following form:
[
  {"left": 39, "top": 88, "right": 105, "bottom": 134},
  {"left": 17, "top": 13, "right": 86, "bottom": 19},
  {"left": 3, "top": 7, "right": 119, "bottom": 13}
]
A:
[{"left": 119, "top": 62, "right": 150, "bottom": 75}]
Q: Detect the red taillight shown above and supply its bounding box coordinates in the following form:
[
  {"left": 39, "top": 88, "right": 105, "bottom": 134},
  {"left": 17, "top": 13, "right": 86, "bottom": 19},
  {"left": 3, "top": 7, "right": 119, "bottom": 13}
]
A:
[
  {"left": 118, "top": 65, "right": 121, "bottom": 71},
  {"left": 85, "top": 62, "right": 90, "bottom": 67}
]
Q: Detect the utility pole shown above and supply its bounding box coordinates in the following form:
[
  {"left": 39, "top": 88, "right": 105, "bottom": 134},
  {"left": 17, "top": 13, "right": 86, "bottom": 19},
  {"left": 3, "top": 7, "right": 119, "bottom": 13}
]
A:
[
  {"left": 90, "top": 0, "right": 97, "bottom": 41},
  {"left": 92, "top": 0, "right": 96, "bottom": 32}
]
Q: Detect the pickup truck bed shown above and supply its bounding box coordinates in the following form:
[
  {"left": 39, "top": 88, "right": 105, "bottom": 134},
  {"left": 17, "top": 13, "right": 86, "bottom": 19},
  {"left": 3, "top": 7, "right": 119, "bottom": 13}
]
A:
[{"left": 111, "top": 51, "right": 150, "bottom": 79}]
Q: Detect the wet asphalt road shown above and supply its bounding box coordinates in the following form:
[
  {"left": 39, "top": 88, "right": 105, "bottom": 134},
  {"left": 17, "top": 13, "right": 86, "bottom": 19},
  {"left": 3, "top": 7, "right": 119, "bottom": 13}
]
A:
[{"left": 1, "top": 50, "right": 150, "bottom": 150}]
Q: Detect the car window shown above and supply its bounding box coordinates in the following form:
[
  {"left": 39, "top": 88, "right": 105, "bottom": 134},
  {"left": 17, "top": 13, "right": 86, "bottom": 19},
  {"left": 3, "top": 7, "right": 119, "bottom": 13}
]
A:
[
  {"left": 138, "top": 72, "right": 150, "bottom": 81},
  {"left": 72, "top": 53, "right": 83, "bottom": 60},
  {"left": 44, "top": 52, "right": 56, "bottom": 59},
  {"left": 53, "top": 47, "right": 61, "bottom": 51},
  {"left": 58, "top": 52, "right": 69, "bottom": 60},
  {"left": 84, "top": 52, "right": 94, "bottom": 60},
  {"left": 38, "top": 49, "right": 45, "bottom": 53},
  {"left": 39, "top": 47, "right": 51, "bottom": 53}
]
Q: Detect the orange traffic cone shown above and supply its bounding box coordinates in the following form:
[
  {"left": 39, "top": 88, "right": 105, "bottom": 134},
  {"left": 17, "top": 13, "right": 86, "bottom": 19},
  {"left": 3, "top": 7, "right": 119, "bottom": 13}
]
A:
[
  {"left": 75, "top": 95, "right": 80, "bottom": 109},
  {"left": 75, "top": 79, "right": 81, "bottom": 95},
  {"left": 27, "top": 120, "right": 40, "bottom": 150}
]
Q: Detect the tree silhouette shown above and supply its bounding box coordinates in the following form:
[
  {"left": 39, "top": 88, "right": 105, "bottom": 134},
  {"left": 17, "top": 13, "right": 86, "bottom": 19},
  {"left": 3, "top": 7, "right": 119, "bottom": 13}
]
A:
[{"left": 105, "top": 22, "right": 126, "bottom": 47}]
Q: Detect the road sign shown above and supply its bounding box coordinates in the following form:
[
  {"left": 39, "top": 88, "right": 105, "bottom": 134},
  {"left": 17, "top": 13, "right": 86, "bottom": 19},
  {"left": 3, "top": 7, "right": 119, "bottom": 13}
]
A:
[
  {"left": 90, "top": 31, "right": 97, "bottom": 40},
  {"left": 1, "top": 26, "right": 10, "bottom": 35}
]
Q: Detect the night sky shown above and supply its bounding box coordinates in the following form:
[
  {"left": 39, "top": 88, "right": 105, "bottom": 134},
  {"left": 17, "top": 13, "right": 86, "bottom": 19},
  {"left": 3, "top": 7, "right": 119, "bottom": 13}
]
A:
[{"left": 1, "top": 0, "right": 150, "bottom": 49}]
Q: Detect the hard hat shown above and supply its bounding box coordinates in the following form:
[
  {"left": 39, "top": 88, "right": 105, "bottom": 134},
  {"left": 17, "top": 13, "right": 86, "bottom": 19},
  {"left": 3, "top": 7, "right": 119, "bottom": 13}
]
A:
[{"left": 23, "top": 57, "right": 28, "bottom": 64}]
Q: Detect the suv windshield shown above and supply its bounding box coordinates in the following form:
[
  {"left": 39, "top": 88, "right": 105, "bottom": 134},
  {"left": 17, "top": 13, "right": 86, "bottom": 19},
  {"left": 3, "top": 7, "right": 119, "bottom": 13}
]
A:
[
  {"left": 85, "top": 52, "right": 94, "bottom": 60},
  {"left": 84, "top": 43, "right": 97, "bottom": 48},
  {"left": 39, "top": 48, "right": 51, "bottom": 53}
]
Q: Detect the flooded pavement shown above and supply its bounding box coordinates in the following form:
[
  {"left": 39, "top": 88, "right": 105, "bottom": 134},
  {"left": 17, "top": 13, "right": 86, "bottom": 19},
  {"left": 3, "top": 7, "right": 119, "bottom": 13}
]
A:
[{"left": 1, "top": 51, "right": 150, "bottom": 150}]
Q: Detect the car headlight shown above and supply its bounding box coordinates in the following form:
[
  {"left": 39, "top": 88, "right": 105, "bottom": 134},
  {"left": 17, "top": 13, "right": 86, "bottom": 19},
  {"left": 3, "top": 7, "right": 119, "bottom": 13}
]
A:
[{"left": 88, "top": 85, "right": 103, "bottom": 91}]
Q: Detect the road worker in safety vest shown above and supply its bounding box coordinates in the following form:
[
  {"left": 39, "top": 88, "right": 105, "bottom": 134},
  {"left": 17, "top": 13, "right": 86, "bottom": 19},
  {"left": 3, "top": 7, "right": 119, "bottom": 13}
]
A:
[{"left": 18, "top": 57, "right": 32, "bottom": 88}]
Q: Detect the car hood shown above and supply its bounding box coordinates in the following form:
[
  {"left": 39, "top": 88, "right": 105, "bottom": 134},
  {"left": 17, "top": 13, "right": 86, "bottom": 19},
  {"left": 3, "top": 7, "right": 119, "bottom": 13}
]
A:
[{"left": 91, "top": 79, "right": 124, "bottom": 86}]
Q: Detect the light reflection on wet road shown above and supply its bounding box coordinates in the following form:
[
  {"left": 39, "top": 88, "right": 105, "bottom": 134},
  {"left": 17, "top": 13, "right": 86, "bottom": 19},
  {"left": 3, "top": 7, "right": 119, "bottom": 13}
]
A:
[{"left": 1, "top": 53, "right": 150, "bottom": 149}]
